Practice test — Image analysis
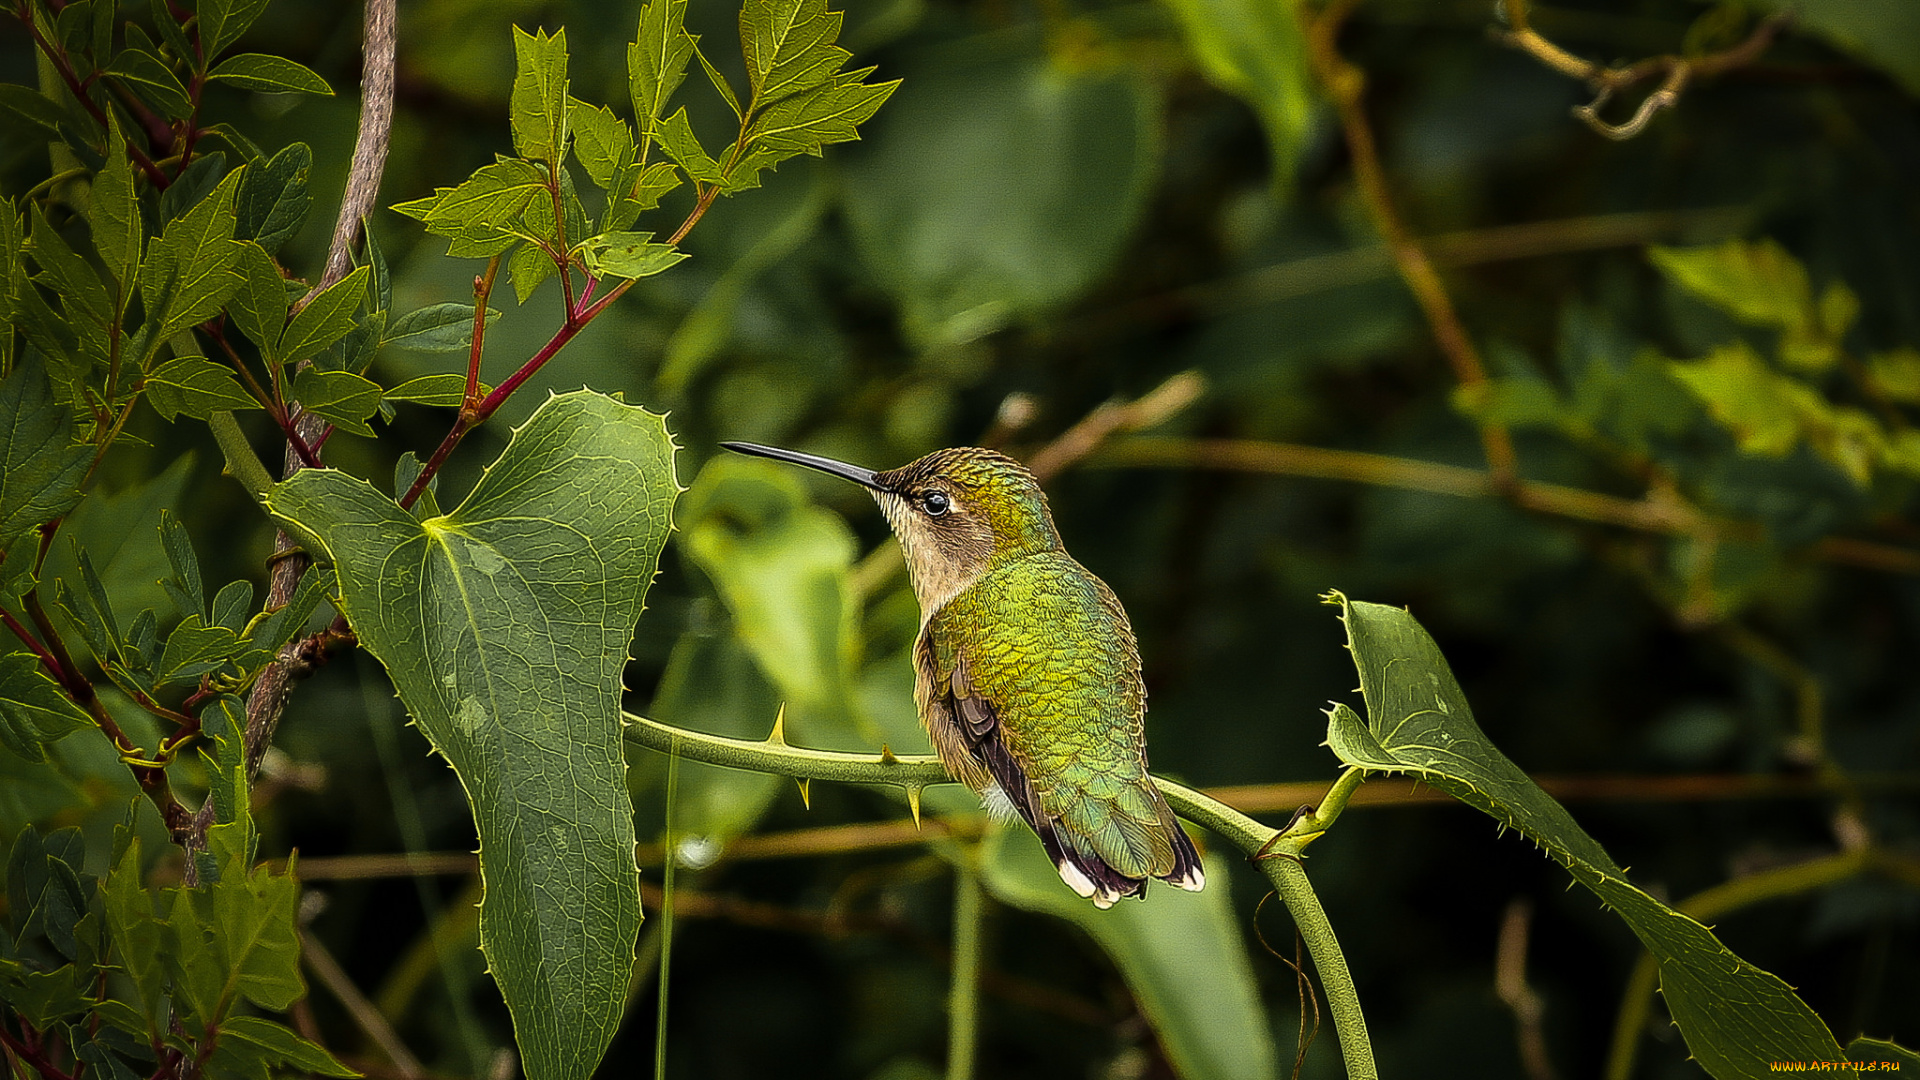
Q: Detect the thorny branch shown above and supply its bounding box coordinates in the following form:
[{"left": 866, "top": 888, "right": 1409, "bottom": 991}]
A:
[{"left": 1495, "top": 0, "right": 1790, "bottom": 140}]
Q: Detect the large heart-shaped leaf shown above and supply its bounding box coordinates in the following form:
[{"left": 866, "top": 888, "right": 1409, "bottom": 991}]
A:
[{"left": 268, "top": 391, "right": 679, "bottom": 1080}]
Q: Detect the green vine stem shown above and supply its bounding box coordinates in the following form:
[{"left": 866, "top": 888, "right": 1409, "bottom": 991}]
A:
[
  {"left": 621, "top": 712, "right": 1380, "bottom": 1080},
  {"left": 947, "top": 863, "right": 983, "bottom": 1080}
]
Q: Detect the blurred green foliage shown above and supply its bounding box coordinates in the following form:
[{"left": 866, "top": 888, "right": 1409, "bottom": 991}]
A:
[{"left": 3, "top": 0, "right": 1920, "bottom": 1076}]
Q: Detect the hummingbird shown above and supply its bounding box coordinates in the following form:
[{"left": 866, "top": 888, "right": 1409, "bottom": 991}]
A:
[{"left": 720, "top": 441, "right": 1203, "bottom": 907}]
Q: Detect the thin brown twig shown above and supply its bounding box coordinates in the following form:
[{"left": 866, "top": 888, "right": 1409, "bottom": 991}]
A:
[
  {"left": 1496, "top": 0, "right": 1789, "bottom": 140},
  {"left": 1094, "top": 435, "right": 1920, "bottom": 575},
  {"left": 1305, "top": 0, "right": 1518, "bottom": 483},
  {"left": 1494, "top": 898, "right": 1558, "bottom": 1080},
  {"left": 299, "top": 930, "right": 425, "bottom": 1079}
]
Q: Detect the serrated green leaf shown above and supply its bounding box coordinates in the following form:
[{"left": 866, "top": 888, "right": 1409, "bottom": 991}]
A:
[
  {"left": 289, "top": 368, "right": 382, "bottom": 437},
  {"left": 215, "top": 1016, "right": 358, "bottom": 1077},
  {"left": 568, "top": 98, "right": 636, "bottom": 188},
  {"left": 199, "top": 0, "right": 272, "bottom": 56},
  {"left": 27, "top": 204, "right": 112, "bottom": 334},
  {"left": 384, "top": 301, "right": 496, "bottom": 352},
  {"left": 740, "top": 0, "right": 852, "bottom": 109},
  {"left": 395, "top": 157, "right": 548, "bottom": 259},
  {"left": 981, "top": 827, "right": 1277, "bottom": 1080},
  {"left": 510, "top": 27, "right": 570, "bottom": 165},
  {"left": 236, "top": 142, "right": 313, "bottom": 254},
  {"left": 198, "top": 849, "right": 304, "bottom": 1012},
  {"left": 1322, "top": 594, "right": 1848, "bottom": 1079},
  {"left": 629, "top": 0, "right": 696, "bottom": 138},
  {"left": 93, "top": 113, "right": 143, "bottom": 288},
  {"left": 384, "top": 373, "right": 473, "bottom": 408},
  {"left": 102, "top": 832, "right": 168, "bottom": 1030},
  {"left": 655, "top": 108, "right": 724, "bottom": 183},
  {"left": 733, "top": 68, "right": 897, "bottom": 188},
  {"left": 1668, "top": 342, "right": 1812, "bottom": 456},
  {"left": 207, "top": 53, "right": 333, "bottom": 95},
  {"left": 226, "top": 240, "right": 288, "bottom": 359},
  {"left": 0, "top": 359, "right": 91, "bottom": 556},
  {"left": 1162, "top": 0, "right": 1315, "bottom": 180},
  {"left": 580, "top": 231, "right": 688, "bottom": 280},
  {"left": 266, "top": 391, "right": 678, "bottom": 1080},
  {"left": 279, "top": 265, "right": 370, "bottom": 363},
  {"left": 157, "top": 509, "right": 205, "bottom": 619},
  {"left": 138, "top": 170, "right": 245, "bottom": 346},
  {"left": 144, "top": 355, "right": 259, "bottom": 422}
]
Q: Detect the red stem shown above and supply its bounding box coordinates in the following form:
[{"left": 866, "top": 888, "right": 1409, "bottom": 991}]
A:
[
  {"left": 2, "top": 606, "right": 61, "bottom": 675},
  {"left": 466, "top": 256, "right": 503, "bottom": 405},
  {"left": 0, "top": 1025, "right": 72, "bottom": 1080}
]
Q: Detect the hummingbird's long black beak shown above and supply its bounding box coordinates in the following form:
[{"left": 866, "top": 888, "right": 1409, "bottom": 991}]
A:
[{"left": 720, "top": 441, "right": 890, "bottom": 493}]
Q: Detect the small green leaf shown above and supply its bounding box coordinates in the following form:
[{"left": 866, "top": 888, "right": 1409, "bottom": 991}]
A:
[
  {"left": 580, "top": 231, "right": 688, "bottom": 280},
  {"left": 733, "top": 68, "right": 897, "bottom": 188},
  {"left": 199, "top": 0, "right": 272, "bottom": 56},
  {"left": 568, "top": 98, "right": 636, "bottom": 189},
  {"left": 226, "top": 241, "right": 289, "bottom": 359},
  {"left": 279, "top": 265, "right": 371, "bottom": 364},
  {"left": 92, "top": 112, "right": 143, "bottom": 288},
  {"left": 739, "top": 0, "right": 852, "bottom": 108},
  {"left": 157, "top": 509, "right": 205, "bottom": 618},
  {"left": 1322, "top": 594, "right": 1848, "bottom": 1079},
  {"left": 1651, "top": 238, "right": 1842, "bottom": 370},
  {"left": 0, "top": 358, "right": 91, "bottom": 555},
  {"left": 1667, "top": 342, "right": 1820, "bottom": 457},
  {"left": 207, "top": 53, "right": 333, "bottom": 95},
  {"left": 289, "top": 368, "right": 383, "bottom": 437},
  {"left": 510, "top": 26, "right": 570, "bottom": 165},
  {"left": 27, "top": 205, "right": 113, "bottom": 335},
  {"left": 1846, "top": 1038, "right": 1920, "bottom": 1072},
  {"left": 394, "top": 157, "right": 548, "bottom": 258},
  {"left": 384, "top": 373, "right": 473, "bottom": 408},
  {"left": 138, "top": 170, "right": 246, "bottom": 346},
  {"left": 628, "top": 0, "right": 696, "bottom": 137},
  {"left": 154, "top": 616, "right": 265, "bottom": 687},
  {"left": 102, "top": 831, "right": 167, "bottom": 1030},
  {"left": 236, "top": 142, "right": 314, "bottom": 255},
  {"left": 384, "top": 301, "right": 495, "bottom": 352},
  {"left": 0, "top": 655, "right": 91, "bottom": 763},
  {"left": 214, "top": 1016, "right": 358, "bottom": 1077},
  {"left": 106, "top": 34, "right": 192, "bottom": 118},
  {"left": 267, "top": 391, "right": 678, "bottom": 1080},
  {"left": 210, "top": 579, "right": 254, "bottom": 634},
  {"left": 144, "top": 355, "right": 259, "bottom": 422},
  {"left": 654, "top": 108, "right": 724, "bottom": 183}
]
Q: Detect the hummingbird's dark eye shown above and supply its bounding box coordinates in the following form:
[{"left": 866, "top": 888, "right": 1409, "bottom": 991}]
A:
[{"left": 921, "top": 490, "right": 951, "bottom": 517}]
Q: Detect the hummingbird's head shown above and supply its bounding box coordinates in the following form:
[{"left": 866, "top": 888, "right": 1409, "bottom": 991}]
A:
[{"left": 719, "top": 443, "right": 1061, "bottom": 613}]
